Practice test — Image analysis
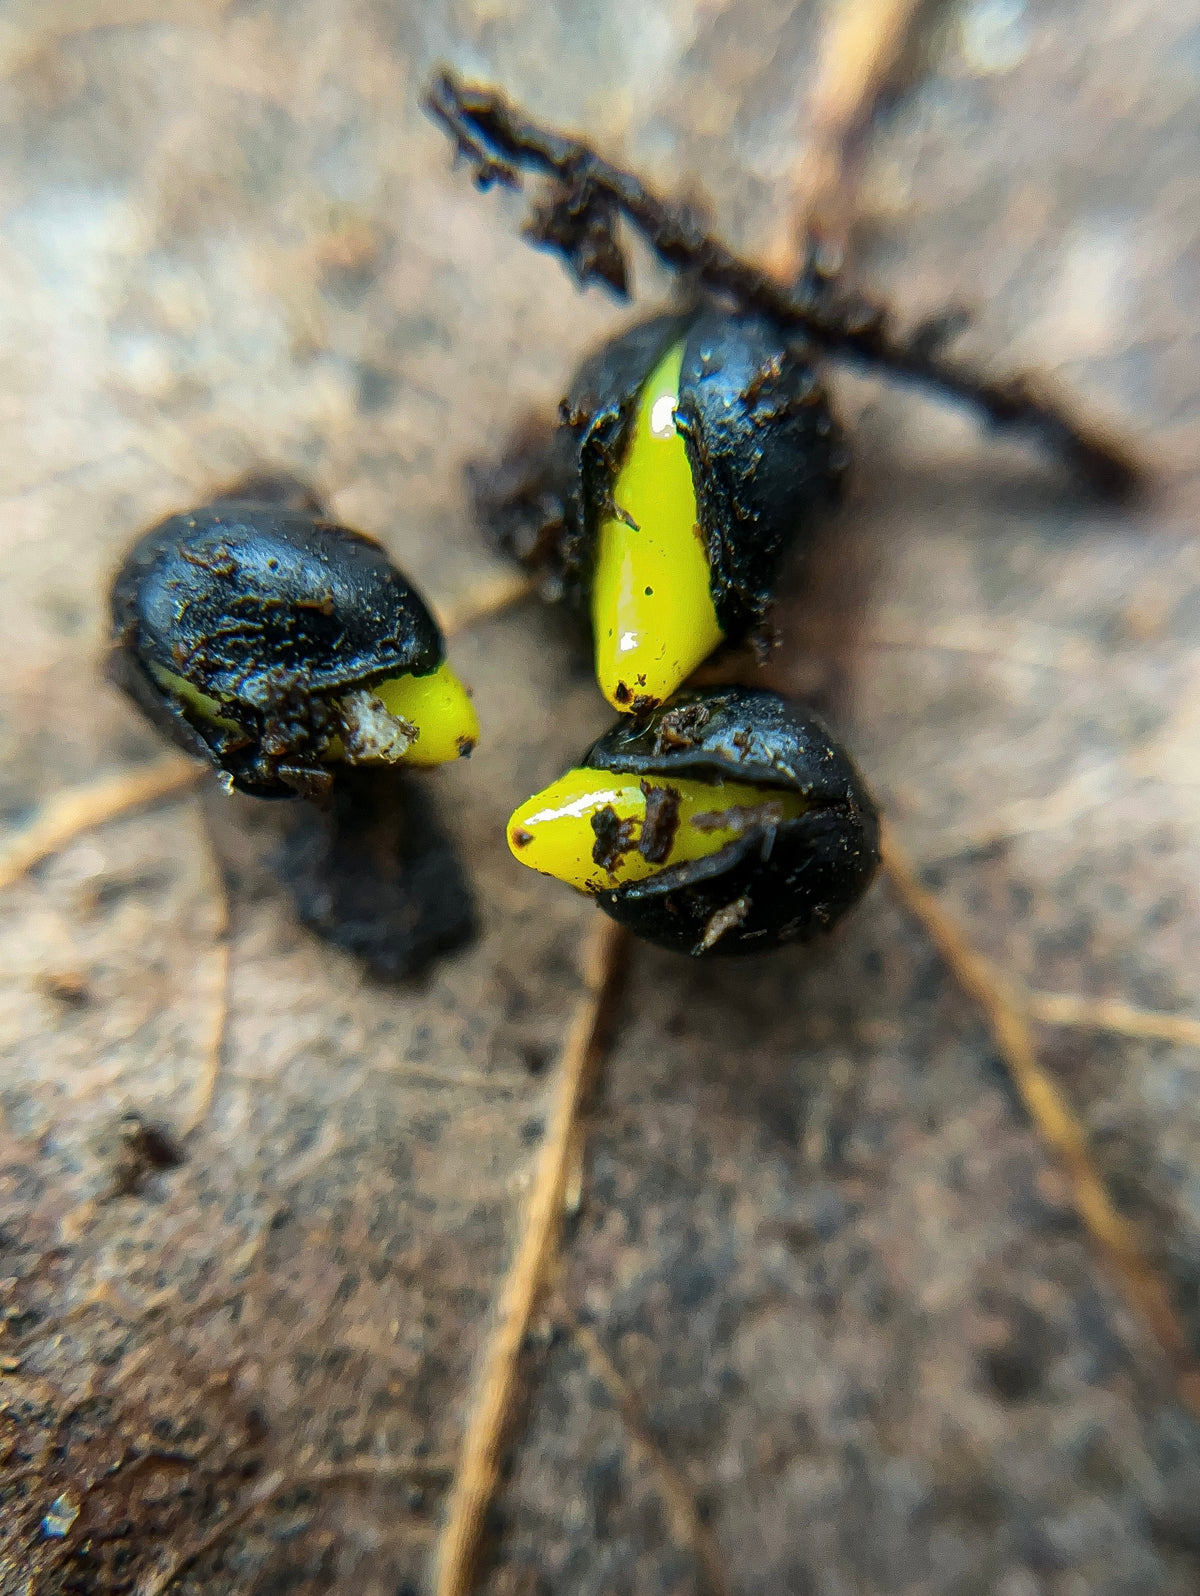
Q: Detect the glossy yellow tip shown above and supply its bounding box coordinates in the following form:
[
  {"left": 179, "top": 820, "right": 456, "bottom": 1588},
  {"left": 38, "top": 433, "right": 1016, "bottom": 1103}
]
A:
[
  {"left": 590, "top": 341, "right": 724, "bottom": 712},
  {"left": 371, "top": 662, "right": 479, "bottom": 765},
  {"left": 507, "top": 766, "right": 804, "bottom": 893}
]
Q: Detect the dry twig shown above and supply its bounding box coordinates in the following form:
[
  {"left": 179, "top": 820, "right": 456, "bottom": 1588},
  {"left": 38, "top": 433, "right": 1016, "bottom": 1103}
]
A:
[
  {"left": 0, "top": 756, "right": 200, "bottom": 892},
  {"left": 765, "top": 0, "right": 935, "bottom": 279},
  {"left": 179, "top": 804, "right": 234, "bottom": 1140},
  {"left": 880, "top": 821, "right": 1200, "bottom": 1417},
  {"left": 1029, "top": 991, "right": 1200, "bottom": 1051},
  {"left": 571, "top": 1318, "right": 728, "bottom": 1596},
  {"left": 426, "top": 70, "right": 1141, "bottom": 499},
  {"left": 433, "top": 914, "right": 629, "bottom": 1596},
  {"left": 435, "top": 569, "right": 536, "bottom": 637}
]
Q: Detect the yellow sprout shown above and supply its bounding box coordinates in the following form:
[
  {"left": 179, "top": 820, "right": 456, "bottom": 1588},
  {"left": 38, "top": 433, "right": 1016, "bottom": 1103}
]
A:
[
  {"left": 507, "top": 765, "right": 805, "bottom": 893},
  {"left": 590, "top": 341, "right": 724, "bottom": 711},
  {"left": 371, "top": 663, "right": 479, "bottom": 764}
]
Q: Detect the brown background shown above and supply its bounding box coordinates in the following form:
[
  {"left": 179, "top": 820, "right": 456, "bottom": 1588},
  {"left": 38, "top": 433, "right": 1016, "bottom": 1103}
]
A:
[{"left": 2, "top": 1, "right": 1200, "bottom": 1592}]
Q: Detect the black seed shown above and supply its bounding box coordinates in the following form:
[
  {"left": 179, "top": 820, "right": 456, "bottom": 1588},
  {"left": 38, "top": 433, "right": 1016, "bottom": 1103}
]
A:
[
  {"left": 474, "top": 309, "right": 844, "bottom": 646},
  {"left": 108, "top": 487, "right": 444, "bottom": 798},
  {"left": 583, "top": 686, "right": 879, "bottom": 956}
]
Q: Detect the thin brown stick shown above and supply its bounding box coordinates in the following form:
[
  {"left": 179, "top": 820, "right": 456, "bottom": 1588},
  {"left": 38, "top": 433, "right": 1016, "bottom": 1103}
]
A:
[
  {"left": 880, "top": 821, "right": 1200, "bottom": 1417},
  {"left": 428, "top": 73, "right": 1139, "bottom": 497},
  {"left": 437, "top": 569, "right": 536, "bottom": 638},
  {"left": 0, "top": 756, "right": 200, "bottom": 892},
  {"left": 764, "top": 0, "right": 931, "bottom": 280},
  {"left": 571, "top": 1319, "right": 728, "bottom": 1596},
  {"left": 179, "top": 807, "right": 233, "bottom": 1140},
  {"left": 183, "top": 935, "right": 231, "bottom": 1136},
  {"left": 137, "top": 1455, "right": 452, "bottom": 1596},
  {"left": 434, "top": 914, "right": 629, "bottom": 1596},
  {"left": 1029, "top": 992, "right": 1200, "bottom": 1051}
]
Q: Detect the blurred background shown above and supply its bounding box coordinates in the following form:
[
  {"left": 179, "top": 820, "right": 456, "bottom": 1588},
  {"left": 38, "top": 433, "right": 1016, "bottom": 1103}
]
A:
[{"left": 2, "top": 1, "right": 1200, "bottom": 1592}]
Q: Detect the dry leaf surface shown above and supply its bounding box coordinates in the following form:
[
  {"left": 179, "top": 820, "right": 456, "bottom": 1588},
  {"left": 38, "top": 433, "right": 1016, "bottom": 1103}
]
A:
[{"left": 1, "top": 2, "right": 1199, "bottom": 1593}]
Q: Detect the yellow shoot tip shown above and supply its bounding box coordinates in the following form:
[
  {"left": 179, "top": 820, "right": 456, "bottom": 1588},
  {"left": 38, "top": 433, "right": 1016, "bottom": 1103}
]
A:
[
  {"left": 507, "top": 766, "right": 804, "bottom": 893},
  {"left": 590, "top": 341, "right": 724, "bottom": 712}
]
